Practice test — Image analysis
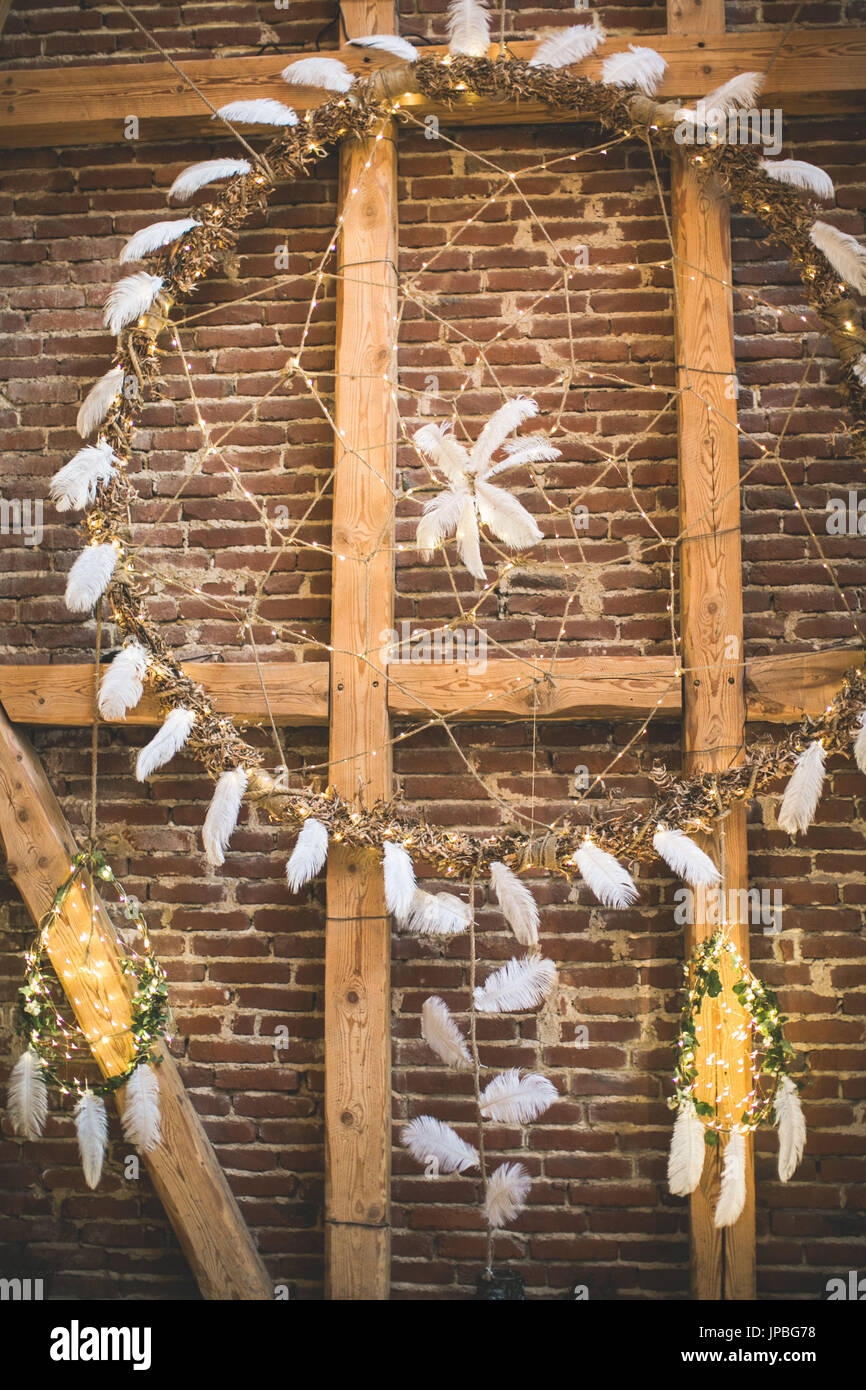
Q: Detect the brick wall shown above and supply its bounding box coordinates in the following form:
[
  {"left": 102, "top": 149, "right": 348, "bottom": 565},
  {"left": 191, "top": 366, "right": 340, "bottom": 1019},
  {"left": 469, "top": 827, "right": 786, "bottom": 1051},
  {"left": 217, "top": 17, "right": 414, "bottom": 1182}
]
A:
[{"left": 0, "top": 5, "right": 865, "bottom": 1302}]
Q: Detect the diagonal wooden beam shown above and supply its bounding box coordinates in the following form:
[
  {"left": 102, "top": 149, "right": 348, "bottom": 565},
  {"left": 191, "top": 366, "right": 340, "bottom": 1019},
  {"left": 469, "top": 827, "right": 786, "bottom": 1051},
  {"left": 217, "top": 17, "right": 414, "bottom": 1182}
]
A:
[{"left": 0, "top": 703, "right": 272, "bottom": 1300}]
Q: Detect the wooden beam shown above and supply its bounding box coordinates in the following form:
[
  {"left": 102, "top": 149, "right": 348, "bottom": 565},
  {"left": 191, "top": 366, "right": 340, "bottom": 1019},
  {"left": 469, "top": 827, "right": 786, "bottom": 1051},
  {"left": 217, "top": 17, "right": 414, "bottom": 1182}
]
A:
[
  {"left": 745, "top": 648, "right": 863, "bottom": 722},
  {"left": 0, "top": 704, "right": 272, "bottom": 1300},
  {"left": 323, "top": 0, "right": 398, "bottom": 1302},
  {"left": 2, "top": 29, "right": 865, "bottom": 147}
]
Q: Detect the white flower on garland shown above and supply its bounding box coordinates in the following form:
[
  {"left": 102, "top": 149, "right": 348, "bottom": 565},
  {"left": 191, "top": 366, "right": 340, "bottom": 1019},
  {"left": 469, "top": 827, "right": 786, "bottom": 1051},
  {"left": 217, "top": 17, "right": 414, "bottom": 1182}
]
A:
[{"left": 412, "top": 398, "right": 558, "bottom": 580}]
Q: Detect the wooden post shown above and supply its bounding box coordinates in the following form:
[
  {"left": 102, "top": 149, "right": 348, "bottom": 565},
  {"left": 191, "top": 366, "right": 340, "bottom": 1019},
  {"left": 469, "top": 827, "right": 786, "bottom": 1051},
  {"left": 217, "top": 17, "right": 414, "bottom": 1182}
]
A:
[
  {"left": 669, "top": 0, "right": 756, "bottom": 1301},
  {"left": 324, "top": 0, "right": 398, "bottom": 1300},
  {"left": 0, "top": 706, "right": 273, "bottom": 1301}
]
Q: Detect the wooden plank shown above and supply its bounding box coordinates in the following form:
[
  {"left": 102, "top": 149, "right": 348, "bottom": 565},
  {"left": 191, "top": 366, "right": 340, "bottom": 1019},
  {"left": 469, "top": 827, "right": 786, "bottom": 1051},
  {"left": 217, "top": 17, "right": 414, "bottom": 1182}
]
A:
[
  {"left": 0, "top": 704, "right": 272, "bottom": 1300},
  {"left": 670, "top": 0, "right": 755, "bottom": 1304},
  {"left": 2, "top": 29, "right": 865, "bottom": 147},
  {"left": 323, "top": 0, "right": 398, "bottom": 1302},
  {"left": 0, "top": 661, "right": 329, "bottom": 727},
  {"left": 745, "top": 648, "right": 863, "bottom": 722}
]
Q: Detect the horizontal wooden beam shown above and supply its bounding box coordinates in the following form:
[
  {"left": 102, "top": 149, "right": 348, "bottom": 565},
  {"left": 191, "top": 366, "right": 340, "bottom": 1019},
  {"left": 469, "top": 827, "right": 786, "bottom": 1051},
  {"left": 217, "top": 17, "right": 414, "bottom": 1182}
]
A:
[
  {"left": 744, "top": 646, "right": 862, "bottom": 723},
  {"left": 2, "top": 29, "right": 864, "bottom": 148}
]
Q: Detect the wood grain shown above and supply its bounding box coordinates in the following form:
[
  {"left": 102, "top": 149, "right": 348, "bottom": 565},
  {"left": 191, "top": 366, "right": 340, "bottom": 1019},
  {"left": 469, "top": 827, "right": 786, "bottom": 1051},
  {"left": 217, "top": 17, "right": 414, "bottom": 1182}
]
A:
[
  {"left": 745, "top": 648, "right": 863, "bottom": 722},
  {"left": 0, "top": 704, "right": 272, "bottom": 1300}
]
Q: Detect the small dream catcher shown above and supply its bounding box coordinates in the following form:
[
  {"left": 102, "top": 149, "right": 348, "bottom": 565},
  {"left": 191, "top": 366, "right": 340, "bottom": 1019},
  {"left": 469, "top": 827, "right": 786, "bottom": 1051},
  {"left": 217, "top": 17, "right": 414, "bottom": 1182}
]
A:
[
  {"left": 667, "top": 928, "right": 807, "bottom": 1226},
  {"left": 6, "top": 848, "right": 170, "bottom": 1188}
]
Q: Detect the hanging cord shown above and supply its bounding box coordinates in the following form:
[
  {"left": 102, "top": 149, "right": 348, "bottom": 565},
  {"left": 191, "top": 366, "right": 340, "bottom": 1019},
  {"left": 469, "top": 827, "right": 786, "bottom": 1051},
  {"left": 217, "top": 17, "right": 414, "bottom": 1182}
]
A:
[{"left": 468, "top": 873, "right": 494, "bottom": 1272}]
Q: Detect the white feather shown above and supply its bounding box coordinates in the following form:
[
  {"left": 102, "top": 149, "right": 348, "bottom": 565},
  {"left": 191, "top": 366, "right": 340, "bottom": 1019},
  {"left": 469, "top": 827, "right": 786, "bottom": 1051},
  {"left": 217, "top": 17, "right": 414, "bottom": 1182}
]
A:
[
  {"left": 474, "top": 953, "right": 556, "bottom": 1013},
  {"left": 348, "top": 35, "right": 417, "bottom": 62},
  {"left": 601, "top": 44, "right": 666, "bottom": 97},
  {"left": 853, "top": 709, "right": 866, "bottom": 774},
  {"left": 653, "top": 827, "right": 721, "bottom": 888},
  {"left": 853, "top": 353, "right": 866, "bottom": 387},
  {"left": 383, "top": 841, "right": 416, "bottom": 923},
  {"left": 7, "top": 1048, "right": 48, "bottom": 1139},
  {"left": 447, "top": 0, "right": 491, "bottom": 57},
  {"left": 416, "top": 487, "right": 468, "bottom": 559},
  {"left": 215, "top": 99, "right": 298, "bottom": 126},
  {"left": 65, "top": 543, "right": 118, "bottom": 614},
  {"left": 810, "top": 220, "right": 866, "bottom": 293},
  {"left": 479, "top": 1068, "right": 557, "bottom": 1124},
  {"left": 103, "top": 271, "right": 164, "bottom": 335},
  {"left": 573, "top": 837, "right": 639, "bottom": 909},
  {"left": 98, "top": 642, "right": 148, "bottom": 720},
  {"left": 530, "top": 22, "right": 605, "bottom": 70},
  {"left": 51, "top": 441, "right": 118, "bottom": 511},
  {"left": 76, "top": 363, "right": 125, "bottom": 438},
  {"left": 456, "top": 497, "right": 485, "bottom": 580},
  {"left": 421, "top": 995, "right": 472, "bottom": 1071},
  {"left": 667, "top": 1102, "right": 706, "bottom": 1196},
  {"left": 281, "top": 58, "right": 355, "bottom": 93},
  {"left": 401, "top": 1115, "right": 479, "bottom": 1173},
  {"left": 760, "top": 158, "right": 834, "bottom": 202},
  {"left": 135, "top": 706, "right": 195, "bottom": 781},
  {"left": 120, "top": 218, "right": 199, "bottom": 264},
  {"left": 487, "top": 435, "right": 561, "bottom": 474},
  {"left": 470, "top": 397, "right": 539, "bottom": 473},
  {"left": 777, "top": 739, "right": 826, "bottom": 836},
  {"left": 203, "top": 767, "right": 248, "bottom": 867},
  {"left": 699, "top": 71, "right": 763, "bottom": 117},
  {"left": 475, "top": 479, "right": 542, "bottom": 551},
  {"left": 413, "top": 422, "right": 470, "bottom": 482},
  {"left": 714, "top": 1129, "right": 747, "bottom": 1228},
  {"left": 120, "top": 1065, "right": 161, "bottom": 1154},
  {"left": 169, "top": 158, "right": 252, "bottom": 201},
  {"left": 404, "top": 889, "right": 472, "bottom": 937},
  {"left": 74, "top": 1087, "right": 108, "bottom": 1190},
  {"left": 489, "top": 861, "right": 539, "bottom": 946},
  {"left": 485, "top": 1161, "right": 531, "bottom": 1227},
  {"left": 774, "top": 1075, "right": 806, "bottom": 1182},
  {"left": 286, "top": 816, "right": 329, "bottom": 891}
]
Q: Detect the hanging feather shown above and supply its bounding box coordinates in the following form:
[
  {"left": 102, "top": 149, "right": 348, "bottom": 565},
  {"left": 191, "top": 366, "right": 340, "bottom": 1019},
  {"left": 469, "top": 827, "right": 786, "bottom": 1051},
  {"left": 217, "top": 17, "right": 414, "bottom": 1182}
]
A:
[
  {"left": 421, "top": 995, "right": 472, "bottom": 1071},
  {"left": 774, "top": 1075, "right": 806, "bottom": 1182},
  {"left": 76, "top": 363, "right": 125, "bottom": 438},
  {"left": 479, "top": 1068, "right": 557, "bottom": 1124},
  {"left": 120, "top": 1065, "right": 161, "bottom": 1154},
  {"left": 135, "top": 706, "right": 195, "bottom": 781},
  {"left": 456, "top": 498, "right": 485, "bottom": 580},
  {"left": 809, "top": 220, "right": 866, "bottom": 294},
  {"left": 853, "top": 353, "right": 866, "bottom": 387},
  {"left": 853, "top": 709, "right": 866, "bottom": 774},
  {"left": 573, "top": 836, "right": 639, "bottom": 909},
  {"left": 51, "top": 441, "right": 118, "bottom": 512},
  {"left": 667, "top": 1102, "right": 706, "bottom": 1196},
  {"left": 401, "top": 1115, "right": 479, "bottom": 1173},
  {"left": 405, "top": 889, "right": 472, "bottom": 937},
  {"left": 474, "top": 953, "right": 556, "bottom": 1013},
  {"left": 487, "top": 434, "right": 561, "bottom": 475},
  {"left": 98, "top": 642, "right": 148, "bottom": 720},
  {"left": 103, "top": 271, "right": 164, "bottom": 335},
  {"left": 281, "top": 58, "right": 355, "bottom": 93},
  {"left": 348, "top": 35, "right": 417, "bottom": 62},
  {"left": 286, "top": 816, "right": 329, "bottom": 891},
  {"left": 416, "top": 487, "right": 469, "bottom": 559},
  {"left": 447, "top": 0, "right": 491, "bottom": 57},
  {"left": 489, "top": 861, "right": 539, "bottom": 947},
  {"left": 65, "top": 543, "right": 118, "bottom": 614},
  {"left": 475, "top": 480, "right": 542, "bottom": 551},
  {"left": 215, "top": 99, "right": 298, "bottom": 126},
  {"left": 777, "top": 739, "right": 825, "bottom": 836},
  {"left": 413, "top": 422, "right": 471, "bottom": 482},
  {"left": 759, "top": 158, "right": 834, "bottom": 202},
  {"left": 383, "top": 841, "right": 416, "bottom": 923},
  {"left": 601, "top": 45, "right": 666, "bottom": 96},
  {"left": 120, "top": 218, "right": 200, "bottom": 264},
  {"left": 470, "top": 397, "right": 539, "bottom": 473},
  {"left": 169, "top": 157, "right": 252, "bottom": 201},
  {"left": 485, "top": 1161, "right": 531, "bottom": 1227},
  {"left": 74, "top": 1087, "right": 108, "bottom": 1190},
  {"left": 653, "top": 827, "right": 721, "bottom": 888},
  {"left": 699, "top": 71, "right": 762, "bottom": 117},
  {"left": 714, "top": 1129, "right": 747, "bottom": 1228},
  {"left": 529, "top": 22, "right": 605, "bottom": 70},
  {"left": 7, "top": 1047, "right": 48, "bottom": 1139},
  {"left": 202, "top": 767, "right": 248, "bottom": 867}
]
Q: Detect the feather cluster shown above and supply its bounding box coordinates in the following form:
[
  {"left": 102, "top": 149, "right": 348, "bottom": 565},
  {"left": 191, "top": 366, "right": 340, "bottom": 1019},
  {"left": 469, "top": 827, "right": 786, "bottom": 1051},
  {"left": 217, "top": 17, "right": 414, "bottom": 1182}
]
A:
[
  {"left": 203, "top": 767, "right": 247, "bottom": 867},
  {"left": 573, "top": 837, "right": 638, "bottom": 909},
  {"left": 774, "top": 1075, "right": 806, "bottom": 1182},
  {"left": 403, "top": 889, "right": 472, "bottom": 937},
  {"left": 383, "top": 841, "right": 416, "bottom": 924},
  {"left": 215, "top": 99, "right": 298, "bottom": 126},
  {"left": 447, "top": 0, "right": 490, "bottom": 57},
  {"left": 810, "top": 220, "right": 866, "bottom": 294},
  {"left": 103, "top": 271, "right": 164, "bottom": 335},
  {"left": 120, "top": 1065, "right": 161, "bottom": 1154},
  {"left": 601, "top": 45, "right": 666, "bottom": 97},
  {"left": 530, "top": 22, "right": 605, "bottom": 70},
  {"left": 777, "top": 739, "right": 825, "bottom": 836},
  {"left": 286, "top": 816, "right": 329, "bottom": 891},
  {"left": 853, "top": 709, "right": 866, "bottom": 774},
  {"left": 653, "top": 827, "right": 720, "bottom": 888},
  {"left": 485, "top": 1161, "right": 531, "bottom": 1227},
  {"left": 401, "top": 1115, "right": 479, "bottom": 1173},
  {"left": 421, "top": 996, "right": 472, "bottom": 1070},
  {"left": 120, "top": 218, "right": 199, "bottom": 264},
  {"left": 667, "top": 1103, "right": 706, "bottom": 1196},
  {"left": 169, "top": 158, "right": 251, "bottom": 201},
  {"left": 281, "top": 58, "right": 355, "bottom": 93},
  {"left": 348, "top": 35, "right": 417, "bottom": 62},
  {"left": 74, "top": 1088, "right": 108, "bottom": 1190},
  {"left": 98, "top": 642, "right": 148, "bottom": 720},
  {"left": 489, "top": 861, "right": 539, "bottom": 946},
  {"left": 51, "top": 441, "right": 118, "bottom": 512},
  {"left": 135, "top": 706, "right": 195, "bottom": 781},
  {"left": 7, "top": 1048, "right": 48, "bottom": 1140},
  {"left": 65, "top": 543, "right": 118, "bottom": 614},
  {"left": 760, "top": 158, "right": 834, "bottom": 202},
  {"left": 76, "top": 363, "right": 125, "bottom": 438},
  {"left": 714, "top": 1129, "right": 747, "bottom": 1228},
  {"left": 474, "top": 953, "right": 556, "bottom": 1013},
  {"left": 479, "top": 1069, "right": 557, "bottom": 1124}
]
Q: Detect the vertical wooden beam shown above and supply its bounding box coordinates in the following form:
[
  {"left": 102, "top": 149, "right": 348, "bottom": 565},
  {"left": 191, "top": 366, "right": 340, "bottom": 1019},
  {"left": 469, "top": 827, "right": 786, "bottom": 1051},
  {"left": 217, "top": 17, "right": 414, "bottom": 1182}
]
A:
[
  {"left": 669, "top": 0, "right": 757, "bottom": 1301},
  {"left": 324, "top": 0, "right": 398, "bottom": 1301}
]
